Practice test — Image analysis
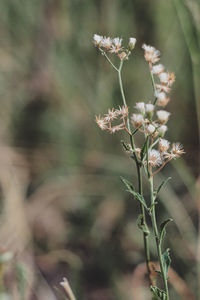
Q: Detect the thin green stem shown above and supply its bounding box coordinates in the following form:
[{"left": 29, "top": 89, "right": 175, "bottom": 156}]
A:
[
  {"left": 118, "top": 60, "right": 131, "bottom": 132},
  {"left": 149, "top": 176, "right": 169, "bottom": 299},
  {"left": 100, "top": 49, "right": 119, "bottom": 71}
]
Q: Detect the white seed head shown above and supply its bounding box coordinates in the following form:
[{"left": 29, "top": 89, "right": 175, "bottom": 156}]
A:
[
  {"left": 142, "top": 44, "right": 155, "bottom": 52},
  {"left": 155, "top": 92, "right": 170, "bottom": 107},
  {"left": 93, "top": 34, "right": 103, "bottom": 47},
  {"left": 172, "top": 143, "right": 185, "bottom": 157},
  {"left": 158, "top": 125, "right": 168, "bottom": 136},
  {"left": 152, "top": 64, "right": 164, "bottom": 75},
  {"left": 142, "top": 44, "right": 160, "bottom": 64},
  {"left": 113, "top": 37, "right": 122, "bottom": 47},
  {"left": 116, "top": 105, "right": 129, "bottom": 118},
  {"left": 104, "top": 108, "right": 118, "bottom": 122},
  {"left": 148, "top": 149, "right": 162, "bottom": 167},
  {"left": 145, "top": 104, "right": 154, "bottom": 113},
  {"left": 159, "top": 138, "right": 170, "bottom": 152},
  {"left": 101, "top": 36, "right": 112, "bottom": 49},
  {"left": 146, "top": 124, "right": 156, "bottom": 134},
  {"left": 156, "top": 110, "right": 170, "bottom": 124},
  {"left": 131, "top": 114, "right": 144, "bottom": 127},
  {"left": 110, "top": 37, "right": 123, "bottom": 53},
  {"left": 155, "top": 84, "right": 171, "bottom": 94},
  {"left": 135, "top": 102, "right": 145, "bottom": 114},
  {"left": 95, "top": 115, "right": 108, "bottom": 130},
  {"left": 129, "top": 37, "right": 136, "bottom": 50},
  {"left": 159, "top": 72, "right": 169, "bottom": 83}
]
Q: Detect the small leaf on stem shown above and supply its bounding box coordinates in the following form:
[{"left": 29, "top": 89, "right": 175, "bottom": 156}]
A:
[
  {"left": 162, "top": 248, "right": 171, "bottom": 278},
  {"left": 137, "top": 214, "right": 150, "bottom": 235},
  {"left": 159, "top": 219, "right": 173, "bottom": 245},
  {"left": 120, "top": 176, "right": 148, "bottom": 210},
  {"left": 156, "top": 177, "right": 171, "bottom": 196},
  {"left": 151, "top": 286, "right": 167, "bottom": 300}
]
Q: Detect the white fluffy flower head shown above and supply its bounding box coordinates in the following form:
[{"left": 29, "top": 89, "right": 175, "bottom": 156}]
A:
[
  {"left": 113, "top": 37, "right": 122, "bottom": 47},
  {"left": 101, "top": 37, "right": 112, "bottom": 49},
  {"left": 157, "top": 110, "right": 170, "bottom": 124},
  {"left": 155, "top": 92, "right": 170, "bottom": 107},
  {"left": 135, "top": 102, "right": 145, "bottom": 114},
  {"left": 131, "top": 114, "right": 144, "bottom": 127},
  {"left": 148, "top": 149, "right": 162, "bottom": 167},
  {"left": 146, "top": 124, "right": 156, "bottom": 134},
  {"left": 159, "top": 138, "right": 170, "bottom": 152},
  {"left": 93, "top": 34, "right": 103, "bottom": 47},
  {"left": 142, "top": 44, "right": 160, "bottom": 64},
  {"left": 152, "top": 64, "right": 164, "bottom": 75},
  {"left": 158, "top": 125, "right": 168, "bottom": 136},
  {"left": 145, "top": 104, "right": 154, "bottom": 113}
]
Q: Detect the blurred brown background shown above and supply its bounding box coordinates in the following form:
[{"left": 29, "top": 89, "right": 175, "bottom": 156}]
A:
[{"left": 0, "top": 0, "right": 199, "bottom": 299}]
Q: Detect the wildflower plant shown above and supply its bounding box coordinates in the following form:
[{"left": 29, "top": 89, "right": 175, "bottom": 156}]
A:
[{"left": 93, "top": 34, "right": 184, "bottom": 300}]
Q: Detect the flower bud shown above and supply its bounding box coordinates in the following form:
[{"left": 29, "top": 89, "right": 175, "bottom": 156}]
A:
[
  {"left": 159, "top": 138, "right": 170, "bottom": 152},
  {"left": 146, "top": 124, "right": 155, "bottom": 135},
  {"left": 129, "top": 37, "right": 136, "bottom": 50},
  {"left": 135, "top": 102, "right": 145, "bottom": 114},
  {"left": 145, "top": 103, "right": 154, "bottom": 119},
  {"left": 156, "top": 110, "right": 170, "bottom": 124},
  {"left": 158, "top": 125, "right": 168, "bottom": 137},
  {"left": 131, "top": 114, "right": 144, "bottom": 127}
]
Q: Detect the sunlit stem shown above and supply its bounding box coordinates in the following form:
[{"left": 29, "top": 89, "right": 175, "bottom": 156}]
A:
[
  {"left": 118, "top": 59, "right": 151, "bottom": 283},
  {"left": 118, "top": 60, "right": 131, "bottom": 132}
]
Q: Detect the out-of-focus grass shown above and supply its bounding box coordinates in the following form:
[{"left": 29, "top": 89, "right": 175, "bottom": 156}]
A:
[{"left": 0, "top": 0, "right": 199, "bottom": 299}]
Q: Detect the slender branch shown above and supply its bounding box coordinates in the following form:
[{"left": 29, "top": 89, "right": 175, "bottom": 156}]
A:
[
  {"left": 152, "top": 158, "right": 172, "bottom": 177},
  {"left": 118, "top": 60, "right": 131, "bottom": 133},
  {"left": 99, "top": 49, "right": 119, "bottom": 71}
]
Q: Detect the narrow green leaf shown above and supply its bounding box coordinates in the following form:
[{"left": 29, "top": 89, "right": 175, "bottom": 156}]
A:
[
  {"left": 137, "top": 214, "right": 150, "bottom": 235},
  {"left": 156, "top": 177, "right": 171, "bottom": 196},
  {"left": 160, "top": 219, "right": 173, "bottom": 245},
  {"left": 151, "top": 286, "right": 167, "bottom": 300},
  {"left": 155, "top": 270, "right": 162, "bottom": 278},
  {"left": 120, "top": 176, "right": 134, "bottom": 192},
  {"left": 121, "top": 140, "right": 131, "bottom": 152},
  {"left": 129, "top": 190, "right": 148, "bottom": 210},
  {"left": 162, "top": 248, "right": 171, "bottom": 277},
  {"left": 120, "top": 176, "right": 148, "bottom": 210}
]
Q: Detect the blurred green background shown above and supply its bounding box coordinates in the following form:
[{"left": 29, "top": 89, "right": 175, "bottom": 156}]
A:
[{"left": 0, "top": 0, "right": 199, "bottom": 299}]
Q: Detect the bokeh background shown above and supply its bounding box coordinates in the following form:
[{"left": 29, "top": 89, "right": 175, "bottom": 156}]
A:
[{"left": 0, "top": 0, "right": 200, "bottom": 299}]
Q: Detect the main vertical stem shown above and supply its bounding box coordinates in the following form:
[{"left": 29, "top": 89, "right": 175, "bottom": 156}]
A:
[
  {"left": 149, "top": 176, "right": 169, "bottom": 299},
  {"left": 118, "top": 60, "right": 151, "bottom": 283}
]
